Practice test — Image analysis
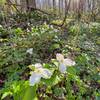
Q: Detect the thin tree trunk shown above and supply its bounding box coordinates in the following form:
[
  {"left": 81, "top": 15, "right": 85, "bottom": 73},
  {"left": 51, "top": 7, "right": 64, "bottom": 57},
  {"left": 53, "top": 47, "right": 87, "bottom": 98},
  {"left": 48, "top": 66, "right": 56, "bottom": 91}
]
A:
[
  {"left": 53, "top": 0, "right": 56, "bottom": 11},
  {"left": 61, "top": 0, "right": 71, "bottom": 26}
]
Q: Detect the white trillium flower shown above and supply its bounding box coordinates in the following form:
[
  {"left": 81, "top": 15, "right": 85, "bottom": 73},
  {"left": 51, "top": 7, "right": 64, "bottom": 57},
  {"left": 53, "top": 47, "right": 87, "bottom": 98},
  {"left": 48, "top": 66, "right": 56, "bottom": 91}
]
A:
[
  {"left": 56, "top": 53, "right": 76, "bottom": 73},
  {"left": 0, "top": 25, "right": 2, "bottom": 28},
  {"left": 26, "top": 28, "right": 30, "bottom": 32},
  {"left": 29, "top": 63, "right": 52, "bottom": 86},
  {"left": 50, "top": 25, "right": 53, "bottom": 29},
  {"left": 26, "top": 48, "right": 33, "bottom": 55},
  {"left": 54, "top": 29, "right": 58, "bottom": 32}
]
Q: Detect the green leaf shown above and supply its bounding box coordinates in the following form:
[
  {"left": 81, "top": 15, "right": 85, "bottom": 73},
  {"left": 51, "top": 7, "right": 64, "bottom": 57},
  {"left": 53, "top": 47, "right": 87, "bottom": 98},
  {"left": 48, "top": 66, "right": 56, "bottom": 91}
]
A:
[
  {"left": 1, "top": 91, "right": 12, "bottom": 100},
  {"left": 23, "top": 86, "right": 38, "bottom": 100},
  {"left": 67, "top": 67, "right": 76, "bottom": 75},
  {"left": 96, "top": 96, "right": 100, "bottom": 100},
  {"left": 53, "top": 87, "right": 65, "bottom": 97},
  {"left": 49, "top": 43, "right": 60, "bottom": 51},
  {"left": 42, "top": 72, "right": 60, "bottom": 86}
]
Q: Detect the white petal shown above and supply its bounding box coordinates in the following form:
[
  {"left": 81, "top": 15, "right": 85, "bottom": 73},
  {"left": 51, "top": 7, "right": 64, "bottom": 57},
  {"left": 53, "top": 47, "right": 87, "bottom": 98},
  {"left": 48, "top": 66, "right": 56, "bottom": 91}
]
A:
[
  {"left": 59, "top": 63, "right": 67, "bottom": 73},
  {"left": 63, "top": 58, "right": 76, "bottom": 66},
  {"left": 41, "top": 69, "right": 52, "bottom": 79},
  {"left": 26, "top": 48, "right": 33, "bottom": 55},
  {"left": 35, "top": 63, "right": 43, "bottom": 68},
  {"left": 29, "top": 72, "right": 41, "bottom": 86},
  {"left": 56, "top": 53, "right": 64, "bottom": 62}
]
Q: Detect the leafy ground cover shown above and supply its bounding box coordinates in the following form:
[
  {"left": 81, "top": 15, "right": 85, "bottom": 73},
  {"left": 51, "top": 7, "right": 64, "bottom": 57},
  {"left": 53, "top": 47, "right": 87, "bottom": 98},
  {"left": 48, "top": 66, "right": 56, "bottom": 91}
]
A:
[{"left": 0, "top": 12, "right": 100, "bottom": 100}]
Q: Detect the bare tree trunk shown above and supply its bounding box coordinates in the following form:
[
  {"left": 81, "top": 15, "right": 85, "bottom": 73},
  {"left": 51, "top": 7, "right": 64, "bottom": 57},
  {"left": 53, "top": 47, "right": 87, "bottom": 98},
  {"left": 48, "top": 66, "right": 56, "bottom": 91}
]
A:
[
  {"left": 20, "top": 0, "right": 27, "bottom": 12},
  {"left": 61, "top": 0, "right": 71, "bottom": 26},
  {"left": 59, "top": 0, "right": 60, "bottom": 14},
  {"left": 53, "top": 0, "right": 56, "bottom": 11}
]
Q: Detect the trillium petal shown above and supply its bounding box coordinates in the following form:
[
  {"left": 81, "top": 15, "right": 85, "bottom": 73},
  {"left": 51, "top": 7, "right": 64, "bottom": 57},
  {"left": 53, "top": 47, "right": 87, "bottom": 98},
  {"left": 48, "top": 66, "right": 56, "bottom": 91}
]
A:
[
  {"left": 59, "top": 63, "right": 67, "bottom": 73},
  {"left": 56, "top": 53, "right": 64, "bottom": 62},
  {"left": 41, "top": 69, "right": 52, "bottom": 79},
  {"left": 29, "top": 72, "right": 41, "bottom": 86},
  {"left": 64, "top": 58, "right": 76, "bottom": 66},
  {"left": 35, "top": 63, "right": 43, "bottom": 68}
]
